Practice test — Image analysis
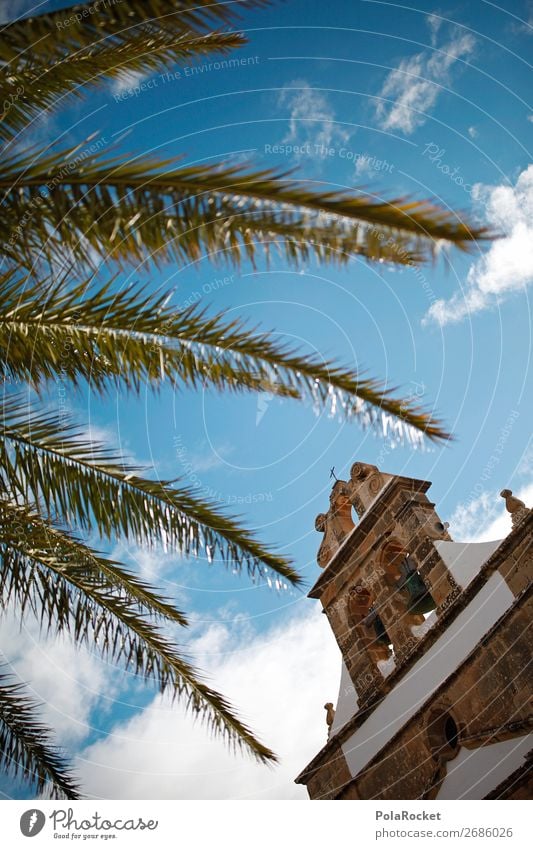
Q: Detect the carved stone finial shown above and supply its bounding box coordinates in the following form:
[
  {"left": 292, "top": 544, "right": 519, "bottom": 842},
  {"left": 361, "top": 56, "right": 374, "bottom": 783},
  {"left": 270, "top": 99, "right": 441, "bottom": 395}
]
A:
[
  {"left": 350, "top": 462, "right": 384, "bottom": 517},
  {"left": 315, "top": 479, "right": 355, "bottom": 568},
  {"left": 324, "top": 702, "right": 335, "bottom": 733},
  {"left": 500, "top": 489, "right": 529, "bottom": 529}
]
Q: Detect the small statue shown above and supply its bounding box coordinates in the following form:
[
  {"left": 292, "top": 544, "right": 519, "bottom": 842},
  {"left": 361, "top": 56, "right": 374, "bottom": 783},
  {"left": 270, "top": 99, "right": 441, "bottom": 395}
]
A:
[
  {"left": 500, "top": 489, "right": 529, "bottom": 529},
  {"left": 324, "top": 702, "right": 335, "bottom": 734}
]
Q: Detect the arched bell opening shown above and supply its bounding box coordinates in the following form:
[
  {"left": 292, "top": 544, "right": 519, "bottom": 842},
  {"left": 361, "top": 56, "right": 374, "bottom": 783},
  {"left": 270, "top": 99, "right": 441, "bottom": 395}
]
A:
[
  {"left": 427, "top": 708, "right": 461, "bottom": 763},
  {"left": 347, "top": 585, "right": 393, "bottom": 665},
  {"left": 381, "top": 542, "right": 437, "bottom": 618},
  {"left": 331, "top": 486, "right": 356, "bottom": 539}
]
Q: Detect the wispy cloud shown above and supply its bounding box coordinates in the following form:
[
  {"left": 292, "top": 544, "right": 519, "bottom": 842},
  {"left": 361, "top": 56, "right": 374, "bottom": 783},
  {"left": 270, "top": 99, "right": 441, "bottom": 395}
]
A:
[
  {"left": 0, "top": 610, "right": 118, "bottom": 747},
  {"left": 447, "top": 482, "right": 533, "bottom": 542},
  {"left": 426, "top": 13, "right": 444, "bottom": 46},
  {"left": 278, "top": 79, "right": 350, "bottom": 155},
  {"left": 509, "top": 1, "right": 533, "bottom": 36},
  {"left": 111, "top": 70, "right": 150, "bottom": 96},
  {"left": 374, "top": 27, "right": 475, "bottom": 135},
  {"left": 77, "top": 605, "right": 341, "bottom": 799},
  {"left": 425, "top": 164, "right": 533, "bottom": 325},
  {"left": 187, "top": 440, "right": 234, "bottom": 472}
]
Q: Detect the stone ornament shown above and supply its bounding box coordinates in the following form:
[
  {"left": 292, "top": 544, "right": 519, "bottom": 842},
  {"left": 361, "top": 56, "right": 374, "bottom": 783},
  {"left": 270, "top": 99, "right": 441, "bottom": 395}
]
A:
[
  {"left": 324, "top": 702, "right": 335, "bottom": 733},
  {"left": 500, "top": 489, "right": 529, "bottom": 528},
  {"left": 315, "top": 462, "right": 385, "bottom": 567}
]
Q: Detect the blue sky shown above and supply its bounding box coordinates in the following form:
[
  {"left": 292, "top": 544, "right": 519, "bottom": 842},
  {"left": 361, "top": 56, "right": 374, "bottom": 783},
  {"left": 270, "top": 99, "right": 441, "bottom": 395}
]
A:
[{"left": 1, "top": 0, "right": 532, "bottom": 799}]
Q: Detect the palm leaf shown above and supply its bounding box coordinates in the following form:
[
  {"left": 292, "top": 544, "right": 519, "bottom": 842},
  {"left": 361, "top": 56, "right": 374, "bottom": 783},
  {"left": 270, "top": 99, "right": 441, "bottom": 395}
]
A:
[
  {"left": 0, "top": 671, "right": 81, "bottom": 799},
  {"left": 0, "top": 500, "right": 277, "bottom": 763},
  {"left": 0, "top": 31, "right": 245, "bottom": 142},
  {"left": 0, "top": 272, "right": 449, "bottom": 440},
  {"left": 0, "top": 394, "right": 301, "bottom": 586},
  {"left": 0, "top": 148, "right": 491, "bottom": 272},
  {"left": 0, "top": 522, "right": 188, "bottom": 630},
  {"left": 1, "top": 0, "right": 267, "bottom": 65}
]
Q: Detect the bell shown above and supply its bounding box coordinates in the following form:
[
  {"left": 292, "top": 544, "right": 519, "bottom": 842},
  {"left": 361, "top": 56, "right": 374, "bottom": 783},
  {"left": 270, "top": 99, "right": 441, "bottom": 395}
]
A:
[
  {"left": 396, "top": 558, "right": 436, "bottom": 615},
  {"left": 363, "top": 606, "right": 391, "bottom": 645}
]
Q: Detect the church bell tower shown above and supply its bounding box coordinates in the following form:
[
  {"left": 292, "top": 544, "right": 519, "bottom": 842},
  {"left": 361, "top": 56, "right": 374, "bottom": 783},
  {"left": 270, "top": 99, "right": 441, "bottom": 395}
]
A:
[{"left": 296, "top": 462, "right": 532, "bottom": 800}]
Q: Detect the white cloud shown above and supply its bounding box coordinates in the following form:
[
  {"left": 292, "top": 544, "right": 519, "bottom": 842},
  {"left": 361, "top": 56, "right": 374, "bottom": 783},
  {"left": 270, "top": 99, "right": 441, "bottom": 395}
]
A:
[
  {"left": 354, "top": 154, "right": 374, "bottom": 177},
  {"left": 0, "top": 611, "right": 117, "bottom": 747},
  {"left": 110, "top": 541, "right": 188, "bottom": 588},
  {"left": 77, "top": 605, "right": 341, "bottom": 799},
  {"left": 374, "top": 30, "right": 475, "bottom": 135},
  {"left": 278, "top": 79, "right": 349, "bottom": 155},
  {"left": 426, "top": 165, "right": 533, "bottom": 325},
  {"left": 468, "top": 125, "right": 478, "bottom": 139},
  {"left": 518, "top": 443, "right": 533, "bottom": 477},
  {"left": 427, "top": 13, "right": 443, "bottom": 46},
  {"left": 111, "top": 71, "right": 150, "bottom": 96},
  {"left": 447, "top": 482, "right": 533, "bottom": 542},
  {"left": 186, "top": 440, "right": 234, "bottom": 473}
]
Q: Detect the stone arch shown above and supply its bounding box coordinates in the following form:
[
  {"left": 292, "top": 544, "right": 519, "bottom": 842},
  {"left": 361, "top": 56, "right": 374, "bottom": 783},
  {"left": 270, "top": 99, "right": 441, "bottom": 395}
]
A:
[
  {"left": 380, "top": 538, "right": 436, "bottom": 618},
  {"left": 426, "top": 704, "right": 462, "bottom": 763},
  {"left": 347, "top": 584, "right": 392, "bottom": 664},
  {"left": 380, "top": 539, "right": 408, "bottom": 585}
]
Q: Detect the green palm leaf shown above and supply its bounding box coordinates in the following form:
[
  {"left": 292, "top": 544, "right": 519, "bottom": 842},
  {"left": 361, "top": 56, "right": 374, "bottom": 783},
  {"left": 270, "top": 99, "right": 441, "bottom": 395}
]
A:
[
  {"left": 0, "top": 147, "right": 491, "bottom": 272},
  {"left": 0, "top": 500, "right": 276, "bottom": 764},
  {"left": 0, "top": 394, "right": 301, "bottom": 586},
  {"left": 0, "top": 671, "right": 81, "bottom": 799},
  {"left": 0, "top": 272, "right": 449, "bottom": 440},
  {"left": 0, "top": 0, "right": 267, "bottom": 140},
  {"left": 0, "top": 31, "right": 245, "bottom": 142},
  {"left": 1, "top": 0, "right": 266, "bottom": 65}
]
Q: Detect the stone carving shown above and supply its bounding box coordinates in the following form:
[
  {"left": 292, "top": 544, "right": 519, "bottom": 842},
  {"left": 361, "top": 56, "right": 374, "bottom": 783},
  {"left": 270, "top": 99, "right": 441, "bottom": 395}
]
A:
[
  {"left": 347, "top": 584, "right": 372, "bottom": 622},
  {"left": 500, "top": 489, "right": 529, "bottom": 529},
  {"left": 315, "top": 462, "right": 390, "bottom": 566},
  {"left": 350, "top": 462, "right": 384, "bottom": 517},
  {"left": 350, "top": 461, "right": 375, "bottom": 480},
  {"left": 315, "top": 480, "right": 355, "bottom": 567},
  {"left": 324, "top": 702, "right": 335, "bottom": 733}
]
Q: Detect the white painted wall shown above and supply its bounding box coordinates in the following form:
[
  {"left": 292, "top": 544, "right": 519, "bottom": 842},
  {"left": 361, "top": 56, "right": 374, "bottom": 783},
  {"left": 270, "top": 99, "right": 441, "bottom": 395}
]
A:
[
  {"left": 438, "top": 734, "right": 533, "bottom": 799},
  {"left": 341, "top": 572, "right": 515, "bottom": 778},
  {"left": 435, "top": 539, "right": 502, "bottom": 589},
  {"left": 330, "top": 661, "right": 358, "bottom": 736}
]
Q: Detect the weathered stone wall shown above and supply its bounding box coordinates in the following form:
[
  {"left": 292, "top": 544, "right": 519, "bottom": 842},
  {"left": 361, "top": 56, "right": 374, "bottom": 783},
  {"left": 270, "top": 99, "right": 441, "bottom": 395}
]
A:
[
  {"left": 332, "top": 589, "right": 532, "bottom": 800},
  {"left": 303, "top": 743, "right": 352, "bottom": 800}
]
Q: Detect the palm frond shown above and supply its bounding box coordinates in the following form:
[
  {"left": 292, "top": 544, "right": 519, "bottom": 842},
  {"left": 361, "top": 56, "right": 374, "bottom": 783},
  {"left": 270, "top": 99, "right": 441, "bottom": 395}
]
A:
[
  {"left": 0, "top": 272, "right": 449, "bottom": 440},
  {"left": 0, "top": 501, "right": 277, "bottom": 763},
  {"left": 0, "top": 148, "right": 492, "bottom": 272},
  {"left": 0, "top": 520, "right": 188, "bottom": 630},
  {"left": 0, "top": 671, "right": 80, "bottom": 799},
  {"left": 1, "top": 0, "right": 267, "bottom": 65},
  {"left": 0, "top": 394, "right": 301, "bottom": 586},
  {"left": 0, "top": 0, "right": 264, "bottom": 139},
  {"left": 0, "top": 31, "right": 245, "bottom": 141}
]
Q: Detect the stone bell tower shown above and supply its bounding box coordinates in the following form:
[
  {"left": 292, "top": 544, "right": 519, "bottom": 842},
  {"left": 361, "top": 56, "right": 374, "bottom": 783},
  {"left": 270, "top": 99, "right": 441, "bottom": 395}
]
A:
[{"left": 296, "top": 462, "right": 532, "bottom": 800}]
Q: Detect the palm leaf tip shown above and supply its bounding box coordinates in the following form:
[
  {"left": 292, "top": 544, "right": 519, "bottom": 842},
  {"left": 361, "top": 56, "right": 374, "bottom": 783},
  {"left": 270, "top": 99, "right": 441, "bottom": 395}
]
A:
[
  {"left": 0, "top": 149, "right": 494, "bottom": 272},
  {"left": 0, "top": 672, "right": 81, "bottom": 800},
  {"left": 0, "top": 501, "right": 278, "bottom": 764}
]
